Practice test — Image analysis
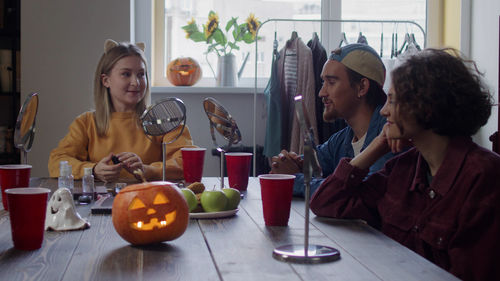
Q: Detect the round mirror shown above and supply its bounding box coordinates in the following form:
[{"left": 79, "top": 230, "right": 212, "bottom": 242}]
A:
[
  {"left": 203, "top": 97, "right": 241, "bottom": 148},
  {"left": 14, "top": 92, "right": 39, "bottom": 163},
  {"left": 140, "top": 97, "right": 187, "bottom": 180},
  {"left": 203, "top": 97, "right": 241, "bottom": 189}
]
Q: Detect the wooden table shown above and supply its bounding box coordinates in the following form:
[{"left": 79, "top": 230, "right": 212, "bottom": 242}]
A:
[{"left": 0, "top": 177, "right": 458, "bottom": 281}]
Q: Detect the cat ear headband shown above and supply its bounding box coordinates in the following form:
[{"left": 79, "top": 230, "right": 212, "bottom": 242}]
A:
[{"left": 104, "top": 39, "right": 145, "bottom": 53}]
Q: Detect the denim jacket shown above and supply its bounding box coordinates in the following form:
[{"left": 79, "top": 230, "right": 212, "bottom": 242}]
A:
[{"left": 293, "top": 105, "right": 394, "bottom": 197}]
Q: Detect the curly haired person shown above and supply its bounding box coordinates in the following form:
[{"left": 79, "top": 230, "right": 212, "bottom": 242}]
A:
[{"left": 311, "top": 48, "right": 500, "bottom": 281}]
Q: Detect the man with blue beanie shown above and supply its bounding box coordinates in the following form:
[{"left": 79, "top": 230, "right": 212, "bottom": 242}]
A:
[{"left": 271, "top": 43, "right": 395, "bottom": 197}]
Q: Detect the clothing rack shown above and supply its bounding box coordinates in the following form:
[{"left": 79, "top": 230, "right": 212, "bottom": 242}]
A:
[{"left": 251, "top": 18, "right": 427, "bottom": 176}]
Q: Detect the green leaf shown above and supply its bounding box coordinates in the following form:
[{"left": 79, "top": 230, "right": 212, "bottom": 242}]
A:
[
  {"left": 233, "top": 28, "right": 241, "bottom": 42},
  {"left": 213, "top": 29, "right": 226, "bottom": 46},
  {"left": 226, "top": 17, "right": 237, "bottom": 32},
  {"left": 182, "top": 24, "right": 198, "bottom": 34},
  {"left": 243, "top": 32, "right": 255, "bottom": 43},
  {"left": 228, "top": 42, "right": 239, "bottom": 50},
  {"left": 206, "top": 33, "right": 214, "bottom": 44},
  {"left": 190, "top": 31, "right": 206, "bottom": 42}
]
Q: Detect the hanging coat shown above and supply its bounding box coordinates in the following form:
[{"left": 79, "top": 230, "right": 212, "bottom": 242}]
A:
[
  {"left": 263, "top": 49, "right": 282, "bottom": 158},
  {"left": 308, "top": 33, "right": 347, "bottom": 144},
  {"left": 277, "top": 35, "right": 318, "bottom": 154}
]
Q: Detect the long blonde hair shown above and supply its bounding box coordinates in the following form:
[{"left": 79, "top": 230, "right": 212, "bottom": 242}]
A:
[{"left": 93, "top": 41, "right": 150, "bottom": 136}]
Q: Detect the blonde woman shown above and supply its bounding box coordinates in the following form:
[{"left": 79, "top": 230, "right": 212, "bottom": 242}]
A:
[{"left": 49, "top": 39, "right": 195, "bottom": 182}]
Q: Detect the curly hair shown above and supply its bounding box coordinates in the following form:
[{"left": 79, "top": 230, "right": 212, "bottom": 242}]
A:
[{"left": 391, "top": 48, "right": 493, "bottom": 137}]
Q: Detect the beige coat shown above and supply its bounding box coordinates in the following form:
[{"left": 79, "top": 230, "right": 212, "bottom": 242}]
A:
[{"left": 277, "top": 35, "right": 318, "bottom": 154}]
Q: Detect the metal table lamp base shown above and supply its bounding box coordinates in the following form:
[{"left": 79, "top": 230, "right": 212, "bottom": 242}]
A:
[
  {"left": 273, "top": 244, "right": 340, "bottom": 264},
  {"left": 272, "top": 96, "right": 341, "bottom": 265}
]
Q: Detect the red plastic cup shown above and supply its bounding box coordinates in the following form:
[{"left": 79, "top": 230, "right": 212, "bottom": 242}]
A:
[
  {"left": 258, "top": 174, "right": 296, "bottom": 226},
  {"left": 226, "top": 152, "right": 252, "bottom": 191},
  {"left": 181, "top": 148, "right": 206, "bottom": 184},
  {"left": 0, "top": 164, "right": 32, "bottom": 211},
  {"left": 5, "top": 187, "right": 50, "bottom": 250}
]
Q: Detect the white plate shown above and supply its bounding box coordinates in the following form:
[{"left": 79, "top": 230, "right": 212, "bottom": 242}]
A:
[{"left": 189, "top": 208, "right": 239, "bottom": 219}]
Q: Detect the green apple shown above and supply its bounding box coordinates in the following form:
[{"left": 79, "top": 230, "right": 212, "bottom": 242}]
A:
[
  {"left": 180, "top": 188, "right": 198, "bottom": 212},
  {"left": 222, "top": 188, "right": 240, "bottom": 210},
  {"left": 200, "top": 190, "right": 228, "bottom": 212}
]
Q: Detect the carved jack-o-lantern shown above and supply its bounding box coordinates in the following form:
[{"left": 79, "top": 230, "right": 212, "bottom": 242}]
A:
[
  {"left": 167, "top": 57, "right": 202, "bottom": 86},
  {"left": 112, "top": 181, "right": 189, "bottom": 245}
]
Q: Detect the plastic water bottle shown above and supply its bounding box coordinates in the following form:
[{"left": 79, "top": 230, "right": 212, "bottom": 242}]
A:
[
  {"left": 58, "top": 162, "right": 74, "bottom": 191},
  {"left": 79, "top": 167, "right": 94, "bottom": 204},
  {"left": 58, "top": 161, "right": 69, "bottom": 189},
  {"left": 66, "top": 165, "right": 74, "bottom": 192}
]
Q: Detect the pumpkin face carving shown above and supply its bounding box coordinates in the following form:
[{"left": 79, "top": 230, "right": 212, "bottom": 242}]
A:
[
  {"left": 112, "top": 181, "right": 189, "bottom": 245},
  {"left": 166, "top": 57, "right": 202, "bottom": 86}
]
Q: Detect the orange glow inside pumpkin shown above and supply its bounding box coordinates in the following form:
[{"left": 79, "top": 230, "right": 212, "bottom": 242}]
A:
[
  {"left": 170, "top": 64, "right": 196, "bottom": 75},
  {"left": 128, "top": 192, "right": 177, "bottom": 231},
  {"left": 167, "top": 57, "right": 202, "bottom": 86}
]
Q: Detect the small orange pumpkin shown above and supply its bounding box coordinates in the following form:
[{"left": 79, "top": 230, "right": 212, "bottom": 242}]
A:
[
  {"left": 167, "top": 57, "right": 202, "bottom": 86},
  {"left": 112, "top": 181, "right": 189, "bottom": 245}
]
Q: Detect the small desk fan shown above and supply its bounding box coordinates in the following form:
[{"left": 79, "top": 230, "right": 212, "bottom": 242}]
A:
[{"left": 141, "top": 97, "right": 186, "bottom": 181}]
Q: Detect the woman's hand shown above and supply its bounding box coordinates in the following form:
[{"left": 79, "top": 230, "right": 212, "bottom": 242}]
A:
[
  {"left": 350, "top": 123, "right": 412, "bottom": 170},
  {"left": 115, "top": 152, "right": 145, "bottom": 181},
  {"left": 379, "top": 123, "right": 412, "bottom": 154},
  {"left": 93, "top": 153, "right": 122, "bottom": 182}
]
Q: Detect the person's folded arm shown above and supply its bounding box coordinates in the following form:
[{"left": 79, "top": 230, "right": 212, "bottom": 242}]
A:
[{"left": 310, "top": 157, "right": 394, "bottom": 228}]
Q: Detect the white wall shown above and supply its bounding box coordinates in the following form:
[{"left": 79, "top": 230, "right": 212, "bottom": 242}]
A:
[
  {"left": 22, "top": 0, "right": 131, "bottom": 177},
  {"left": 22, "top": 0, "right": 267, "bottom": 177},
  {"left": 470, "top": 1, "right": 500, "bottom": 148}
]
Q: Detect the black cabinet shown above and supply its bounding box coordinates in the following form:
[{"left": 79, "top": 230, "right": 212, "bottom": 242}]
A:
[{"left": 0, "top": 0, "right": 20, "bottom": 164}]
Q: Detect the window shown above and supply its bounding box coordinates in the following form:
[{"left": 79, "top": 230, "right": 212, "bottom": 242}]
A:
[{"left": 151, "top": 0, "right": 426, "bottom": 88}]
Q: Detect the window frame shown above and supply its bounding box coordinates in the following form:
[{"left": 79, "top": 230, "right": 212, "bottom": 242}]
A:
[
  {"left": 148, "top": 0, "right": 341, "bottom": 88},
  {"left": 138, "top": 0, "right": 430, "bottom": 90}
]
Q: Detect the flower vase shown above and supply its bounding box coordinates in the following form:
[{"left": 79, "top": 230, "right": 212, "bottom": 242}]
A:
[{"left": 216, "top": 54, "right": 238, "bottom": 87}]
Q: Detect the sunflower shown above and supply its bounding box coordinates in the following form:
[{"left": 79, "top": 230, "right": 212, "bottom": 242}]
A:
[
  {"left": 184, "top": 17, "right": 196, "bottom": 38},
  {"left": 246, "top": 13, "right": 260, "bottom": 39},
  {"left": 182, "top": 11, "right": 260, "bottom": 56},
  {"left": 205, "top": 12, "right": 219, "bottom": 38}
]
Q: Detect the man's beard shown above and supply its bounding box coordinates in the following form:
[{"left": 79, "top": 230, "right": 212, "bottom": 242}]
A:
[{"left": 323, "top": 108, "right": 339, "bottom": 123}]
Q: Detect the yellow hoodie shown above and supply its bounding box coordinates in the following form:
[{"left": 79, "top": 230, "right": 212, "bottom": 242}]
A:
[{"left": 48, "top": 111, "right": 195, "bottom": 180}]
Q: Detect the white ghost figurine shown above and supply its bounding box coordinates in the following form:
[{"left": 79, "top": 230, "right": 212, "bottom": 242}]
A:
[{"left": 45, "top": 188, "right": 90, "bottom": 231}]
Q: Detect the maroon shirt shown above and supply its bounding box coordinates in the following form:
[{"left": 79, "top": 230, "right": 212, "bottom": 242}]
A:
[{"left": 310, "top": 137, "right": 500, "bottom": 281}]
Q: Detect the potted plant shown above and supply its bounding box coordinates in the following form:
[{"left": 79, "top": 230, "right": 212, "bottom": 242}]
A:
[{"left": 182, "top": 11, "right": 261, "bottom": 86}]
